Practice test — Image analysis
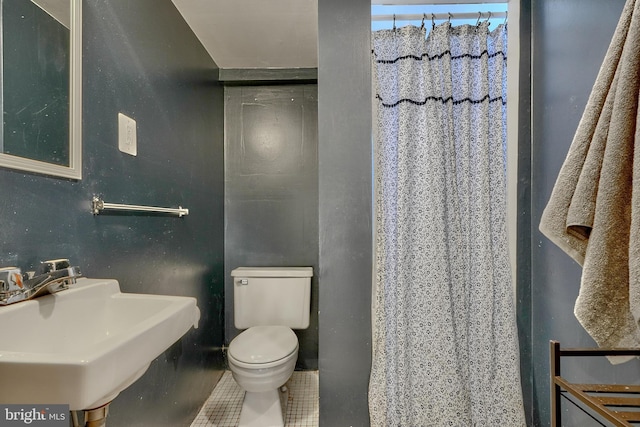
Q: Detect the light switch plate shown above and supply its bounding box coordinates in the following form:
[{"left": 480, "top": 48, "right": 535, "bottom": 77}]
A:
[{"left": 118, "top": 113, "right": 137, "bottom": 156}]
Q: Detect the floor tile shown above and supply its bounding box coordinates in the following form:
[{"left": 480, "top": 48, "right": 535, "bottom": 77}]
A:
[{"left": 190, "top": 371, "right": 318, "bottom": 427}]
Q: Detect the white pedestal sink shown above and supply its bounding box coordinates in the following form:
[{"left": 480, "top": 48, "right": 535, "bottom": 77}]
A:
[{"left": 0, "top": 278, "right": 200, "bottom": 411}]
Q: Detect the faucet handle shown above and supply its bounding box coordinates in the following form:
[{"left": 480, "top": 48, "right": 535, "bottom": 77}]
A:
[
  {"left": 0, "top": 267, "right": 24, "bottom": 293},
  {"left": 36, "top": 259, "right": 71, "bottom": 275}
]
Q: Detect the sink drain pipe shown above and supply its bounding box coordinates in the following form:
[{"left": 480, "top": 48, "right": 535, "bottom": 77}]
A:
[
  {"left": 84, "top": 404, "right": 109, "bottom": 427},
  {"left": 71, "top": 403, "right": 110, "bottom": 427}
]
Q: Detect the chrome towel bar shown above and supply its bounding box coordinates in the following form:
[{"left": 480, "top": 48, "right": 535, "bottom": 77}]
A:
[{"left": 91, "top": 196, "right": 189, "bottom": 217}]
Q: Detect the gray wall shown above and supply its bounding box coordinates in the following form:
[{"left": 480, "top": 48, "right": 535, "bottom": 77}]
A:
[
  {"left": 516, "top": 1, "right": 533, "bottom": 423},
  {"left": 224, "top": 84, "right": 318, "bottom": 370},
  {"left": 530, "top": 0, "right": 640, "bottom": 425},
  {"left": 318, "top": 0, "right": 373, "bottom": 425},
  {"left": 0, "top": 1, "right": 225, "bottom": 426}
]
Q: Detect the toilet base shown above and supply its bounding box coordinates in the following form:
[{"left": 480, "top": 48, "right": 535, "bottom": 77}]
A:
[{"left": 238, "top": 387, "right": 288, "bottom": 427}]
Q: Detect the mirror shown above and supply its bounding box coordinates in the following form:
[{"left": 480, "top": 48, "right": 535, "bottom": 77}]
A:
[{"left": 0, "top": 0, "right": 81, "bottom": 179}]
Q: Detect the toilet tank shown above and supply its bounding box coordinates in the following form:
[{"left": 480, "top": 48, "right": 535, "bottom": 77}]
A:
[{"left": 231, "top": 267, "right": 313, "bottom": 330}]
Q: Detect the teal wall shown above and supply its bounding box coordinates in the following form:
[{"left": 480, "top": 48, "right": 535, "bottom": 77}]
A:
[
  {"left": 0, "top": 1, "right": 225, "bottom": 425},
  {"left": 224, "top": 85, "right": 319, "bottom": 370}
]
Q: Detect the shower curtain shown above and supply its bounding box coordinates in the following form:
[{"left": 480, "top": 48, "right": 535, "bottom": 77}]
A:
[{"left": 369, "top": 21, "right": 525, "bottom": 426}]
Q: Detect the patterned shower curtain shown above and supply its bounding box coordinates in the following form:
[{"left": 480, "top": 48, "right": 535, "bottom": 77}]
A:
[{"left": 369, "top": 21, "right": 525, "bottom": 426}]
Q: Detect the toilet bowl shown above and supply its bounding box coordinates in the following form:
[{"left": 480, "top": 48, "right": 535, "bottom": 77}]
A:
[{"left": 228, "top": 325, "right": 299, "bottom": 427}]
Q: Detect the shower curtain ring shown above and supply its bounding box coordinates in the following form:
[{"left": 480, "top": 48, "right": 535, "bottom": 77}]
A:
[
  {"left": 504, "top": 11, "right": 508, "bottom": 25},
  {"left": 448, "top": 12, "right": 452, "bottom": 23},
  {"left": 421, "top": 13, "right": 426, "bottom": 29},
  {"left": 393, "top": 14, "right": 396, "bottom": 31},
  {"left": 476, "top": 12, "right": 482, "bottom": 27},
  {"left": 431, "top": 13, "right": 435, "bottom": 29},
  {"left": 484, "top": 11, "right": 492, "bottom": 24}
]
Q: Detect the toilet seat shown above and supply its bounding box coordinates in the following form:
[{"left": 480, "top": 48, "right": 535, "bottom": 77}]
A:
[{"left": 228, "top": 325, "right": 298, "bottom": 368}]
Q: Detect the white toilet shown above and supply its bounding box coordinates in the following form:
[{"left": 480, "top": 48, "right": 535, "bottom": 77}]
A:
[{"left": 228, "top": 266, "right": 313, "bottom": 427}]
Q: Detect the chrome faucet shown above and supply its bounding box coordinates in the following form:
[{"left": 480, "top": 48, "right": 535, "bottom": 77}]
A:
[{"left": 0, "top": 259, "right": 81, "bottom": 305}]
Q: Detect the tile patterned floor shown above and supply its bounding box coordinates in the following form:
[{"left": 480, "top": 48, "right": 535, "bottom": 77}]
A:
[{"left": 190, "top": 371, "right": 319, "bottom": 427}]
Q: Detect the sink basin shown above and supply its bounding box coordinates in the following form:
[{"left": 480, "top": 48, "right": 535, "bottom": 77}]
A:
[{"left": 0, "top": 278, "right": 200, "bottom": 410}]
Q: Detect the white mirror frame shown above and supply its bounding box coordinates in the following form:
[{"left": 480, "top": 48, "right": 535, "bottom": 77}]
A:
[{"left": 0, "top": 0, "right": 82, "bottom": 179}]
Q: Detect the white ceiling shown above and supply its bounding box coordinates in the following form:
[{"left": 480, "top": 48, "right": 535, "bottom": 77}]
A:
[
  {"left": 31, "top": 0, "right": 70, "bottom": 28},
  {"left": 171, "top": 0, "right": 318, "bottom": 69}
]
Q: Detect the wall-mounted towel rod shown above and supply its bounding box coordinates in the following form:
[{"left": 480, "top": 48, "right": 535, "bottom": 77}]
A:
[{"left": 91, "top": 196, "right": 189, "bottom": 217}]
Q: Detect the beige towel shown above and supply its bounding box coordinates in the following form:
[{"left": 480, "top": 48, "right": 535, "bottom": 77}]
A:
[{"left": 539, "top": 0, "right": 640, "bottom": 359}]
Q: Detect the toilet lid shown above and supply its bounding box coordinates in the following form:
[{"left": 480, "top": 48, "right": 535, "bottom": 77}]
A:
[{"left": 229, "top": 326, "right": 298, "bottom": 364}]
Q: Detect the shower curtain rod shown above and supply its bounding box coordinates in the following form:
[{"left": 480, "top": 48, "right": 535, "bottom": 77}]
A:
[{"left": 372, "top": 11, "right": 507, "bottom": 23}]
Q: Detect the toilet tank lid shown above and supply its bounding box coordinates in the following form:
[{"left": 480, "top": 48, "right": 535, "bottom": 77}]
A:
[{"left": 231, "top": 267, "right": 313, "bottom": 278}]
